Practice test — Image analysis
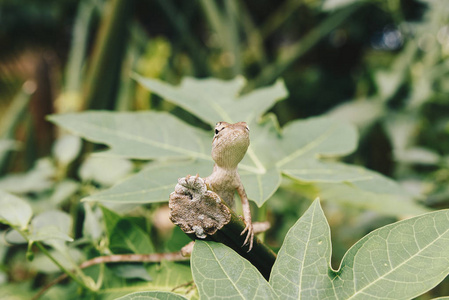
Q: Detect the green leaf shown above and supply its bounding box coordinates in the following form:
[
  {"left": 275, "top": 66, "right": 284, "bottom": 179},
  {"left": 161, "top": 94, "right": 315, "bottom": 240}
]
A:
[
  {"left": 268, "top": 199, "right": 449, "bottom": 299},
  {"left": 109, "top": 219, "right": 154, "bottom": 254},
  {"left": 83, "top": 203, "right": 102, "bottom": 240},
  {"left": 0, "top": 139, "right": 19, "bottom": 154},
  {"left": 115, "top": 291, "right": 188, "bottom": 300},
  {"left": 335, "top": 209, "right": 449, "bottom": 299},
  {"left": 311, "top": 182, "right": 427, "bottom": 217},
  {"left": 48, "top": 111, "right": 211, "bottom": 161},
  {"left": 0, "top": 190, "right": 32, "bottom": 229},
  {"left": 0, "top": 158, "right": 55, "bottom": 194},
  {"left": 83, "top": 160, "right": 213, "bottom": 203},
  {"left": 28, "top": 226, "right": 74, "bottom": 244},
  {"left": 98, "top": 261, "right": 196, "bottom": 299},
  {"left": 79, "top": 156, "right": 133, "bottom": 186},
  {"left": 31, "top": 248, "right": 83, "bottom": 273},
  {"left": 52, "top": 134, "right": 82, "bottom": 165},
  {"left": 322, "top": 0, "right": 363, "bottom": 11},
  {"left": 101, "top": 205, "right": 122, "bottom": 238},
  {"left": 108, "top": 264, "right": 152, "bottom": 281},
  {"left": 49, "top": 180, "right": 79, "bottom": 205},
  {"left": 29, "top": 210, "right": 74, "bottom": 246},
  {"left": 133, "top": 74, "right": 288, "bottom": 126},
  {"left": 270, "top": 199, "right": 333, "bottom": 299},
  {"left": 50, "top": 78, "right": 415, "bottom": 213},
  {"left": 191, "top": 240, "right": 279, "bottom": 299}
]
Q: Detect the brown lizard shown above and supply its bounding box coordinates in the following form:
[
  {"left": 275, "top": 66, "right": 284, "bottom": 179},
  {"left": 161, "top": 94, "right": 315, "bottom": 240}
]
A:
[
  {"left": 205, "top": 121, "right": 254, "bottom": 249},
  {"left": 169, "top": 121, "right": 255, "bottom": 251}
]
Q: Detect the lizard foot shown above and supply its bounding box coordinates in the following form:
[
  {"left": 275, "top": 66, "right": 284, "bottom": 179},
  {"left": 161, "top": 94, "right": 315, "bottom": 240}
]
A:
[
  {"left": 241, "top": 221, "right": 254, "bottom": 252},
  {"left": 174, "top": 174, "right": 206, "bottom": 201}
]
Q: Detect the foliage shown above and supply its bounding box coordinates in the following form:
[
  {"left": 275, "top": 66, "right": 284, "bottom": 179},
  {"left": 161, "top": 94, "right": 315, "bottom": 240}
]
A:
[
  {"left": 49, "top": 77, "right": 425, "bottom": 217},
  {"left": 192, "top": 200, "right": 449, "bottom": 300},
  {"left": 1, "top": 0, "right": 449, "bottom": 299}
]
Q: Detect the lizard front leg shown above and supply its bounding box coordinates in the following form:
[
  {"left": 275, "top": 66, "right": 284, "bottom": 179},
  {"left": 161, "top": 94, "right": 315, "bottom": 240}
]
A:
[{"left": 237, "top": 184, "right": 254, "bottom": 251}]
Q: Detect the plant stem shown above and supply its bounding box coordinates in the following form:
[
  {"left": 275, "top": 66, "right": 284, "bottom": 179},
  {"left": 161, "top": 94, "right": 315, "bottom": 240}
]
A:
[
  {"left": 34, "top": 242, "right": 93, "bottom": 291},
  {"left": 32, "top": 251, "right": 187, "bottom": 300},
  {"left": 217, "top": 212, "right": 276, "bottom": 280}
]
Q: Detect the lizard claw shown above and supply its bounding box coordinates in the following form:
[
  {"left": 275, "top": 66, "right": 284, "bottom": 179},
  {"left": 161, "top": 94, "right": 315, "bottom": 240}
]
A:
[{"left": 241, "top": 222, "right": 254, "bottom": 252}]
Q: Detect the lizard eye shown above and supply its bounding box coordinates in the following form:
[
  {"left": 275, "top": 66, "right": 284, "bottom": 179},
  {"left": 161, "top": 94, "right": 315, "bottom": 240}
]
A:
[{"left": 214, "top": 124, "right": 226, "bottom": 135}]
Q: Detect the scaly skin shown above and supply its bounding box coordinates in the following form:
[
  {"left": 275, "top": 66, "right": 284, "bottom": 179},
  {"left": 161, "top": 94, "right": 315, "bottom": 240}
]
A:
[
  {"left": 204, "top": 121, "right": 254, "bottom": 250},
  {"left": 171, "top": 121, "right": 254, "bottom": 250}
]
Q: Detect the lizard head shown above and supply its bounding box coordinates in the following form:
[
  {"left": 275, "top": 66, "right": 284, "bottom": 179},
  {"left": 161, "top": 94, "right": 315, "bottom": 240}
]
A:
[{"left": 211, "top": 121, "right": 250, "bottom": 169}]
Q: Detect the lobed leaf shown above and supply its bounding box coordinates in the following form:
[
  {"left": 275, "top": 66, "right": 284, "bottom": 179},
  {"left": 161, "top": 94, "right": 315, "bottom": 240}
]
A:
[
  {"left": 48, "top": 111, "right": 211, "bottom": 161},
  {"left": 335, "top": 208, "right": 449, "bottom": 299},
  {"left": 269, "top": 199, "right": 449, "bottom": 300},
  {"left": 84, "top": 160, "right": 213, "bottom": 203},
  {"left": 133, "top": 74, "right": 288, "bottom": 127},
  {"left": 270, "top": 199, "right": 334, "bottom": 299},
  {"left": 191, "top": 240, "right": 279, "bottom": 299},
  {"left": 50, "top": 77, "right": 418, "bottom": 214}
]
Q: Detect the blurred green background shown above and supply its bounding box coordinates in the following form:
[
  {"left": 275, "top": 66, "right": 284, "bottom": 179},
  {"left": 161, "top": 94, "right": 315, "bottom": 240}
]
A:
[{"left": 1, "top": 0, "right": 449, "bottom": 298}]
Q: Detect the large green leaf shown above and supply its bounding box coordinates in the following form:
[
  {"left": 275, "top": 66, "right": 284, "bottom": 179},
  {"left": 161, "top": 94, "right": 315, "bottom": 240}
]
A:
[
  {"left": 84, "top": 160, "right": 213, "bottom": 203},
  {"left": 270, "top": 199, "right": 333, "bottom": 299},
  {"left": 269, "top": 199, "right": 449, "bottom": 300},
  {"left": 335, "top": 210, "right": 449, "bottom": 299},
  {"left": 191, "top": 240, "right": 279, "bottom": 299},
  {"left": 133, "top": 74, "right": 288, "bottom": 126},
  {"left": 48, "top": 111, "right": 212, "bottom": 161},
  {"left": 0, "top": 190, "right": 32, "bottom": 229},
  {"left": 49, "top": 77, "right": 418, "bottom": 214},
  {"left": 306, "top": 181, "right": 427, "bottom": 217}
]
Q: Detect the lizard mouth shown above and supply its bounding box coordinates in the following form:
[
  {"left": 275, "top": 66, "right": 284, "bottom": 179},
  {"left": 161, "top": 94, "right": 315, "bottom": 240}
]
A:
[{"left": 212, "top": 129, "right": 249, "bottom": 168}]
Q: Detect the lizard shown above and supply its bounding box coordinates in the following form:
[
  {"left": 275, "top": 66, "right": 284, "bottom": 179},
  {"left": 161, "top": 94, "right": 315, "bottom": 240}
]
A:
[{"left": 169, "top": 121, "right": 255, "bottom": 251}]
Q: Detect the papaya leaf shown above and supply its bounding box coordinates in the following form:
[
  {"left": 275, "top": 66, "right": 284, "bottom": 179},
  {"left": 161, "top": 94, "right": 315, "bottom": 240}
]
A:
[
  {"left": 49, "top": 77, "right": 419, "bottom": 215},
  {"left": 191, "top": 240, "right": 279, "bottom": 299},
  {"left": 270, "top": 199, "right": 449, "bottom": 300},
  {"left": 270, "top": 199, "right": 333, "bottom": 299},
  {"left": 83, "top": 160, "right": 213, "bottom": 203},
  {"left": 48, "top": 111, "right": 212, "bottom": 161},
  {"left": 133, "top": 74, "right": 288, "bottom": 127}
]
